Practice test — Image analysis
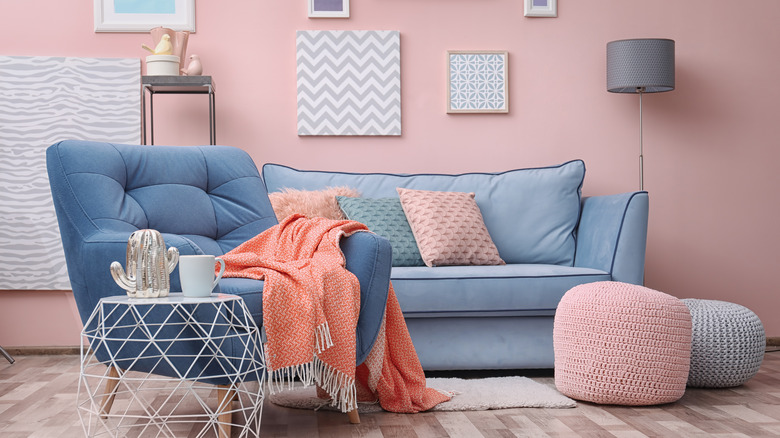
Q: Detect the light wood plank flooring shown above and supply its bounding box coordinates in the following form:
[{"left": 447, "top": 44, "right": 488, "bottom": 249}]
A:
[{"left": 0, "top": 351, "right": 778, "bottom": 437}]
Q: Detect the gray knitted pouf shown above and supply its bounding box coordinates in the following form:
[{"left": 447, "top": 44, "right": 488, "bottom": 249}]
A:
[{"left": 682, "top": 299, "right": 765, "bottom": 388}]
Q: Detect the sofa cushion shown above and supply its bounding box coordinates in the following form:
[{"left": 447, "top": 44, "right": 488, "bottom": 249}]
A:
[
  {"left": 261, "top": 160, "right": 585, "bottom": 265},
  {"left": 391, "top": 264, "right": 611, "bottom": 316},
  {"left": 336, "top": 196, "right": 425, "bottom": 267},
  {"left": 397, "top": 188, "right": 504, "bottom": 267}
]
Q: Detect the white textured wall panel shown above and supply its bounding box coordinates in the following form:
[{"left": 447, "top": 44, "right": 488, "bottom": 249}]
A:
[{"left": 0, "top": 56, "right": 140, "bottom": 290}]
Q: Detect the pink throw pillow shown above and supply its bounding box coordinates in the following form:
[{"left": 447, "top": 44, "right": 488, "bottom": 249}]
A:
[
  {"left": 268, "top": 186, "right": 360, "bottom": 221},
  {"left": 397, "top": 187, "right": 505, "bottom": 267}
]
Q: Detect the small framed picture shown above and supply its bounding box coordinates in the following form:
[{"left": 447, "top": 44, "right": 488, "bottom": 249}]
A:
[
  {"left": 308, "top": 0, "right": 350, "bottom": 18},
  {"left": 94, "top": 0, "right": 196, "bottom": 32},
  {"left": 524, "top": 0, "right": 557, "bottom": 17},
  {"left": 447, "top": 51, "right": 509, "bottom": 114}
]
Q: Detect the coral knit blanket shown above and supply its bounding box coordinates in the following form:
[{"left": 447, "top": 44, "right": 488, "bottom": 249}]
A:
[{"left": 220, "top": 214, "right": 450, "bottom": 413}]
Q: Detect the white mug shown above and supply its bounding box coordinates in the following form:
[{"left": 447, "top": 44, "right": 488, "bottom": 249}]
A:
[{"left": 178, "top": 255, "right": 226, "bottom": 297}]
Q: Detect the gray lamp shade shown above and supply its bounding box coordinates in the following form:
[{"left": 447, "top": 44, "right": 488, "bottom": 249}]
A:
[{"left": 607, "top": 38, "right": 675, "bottom": 93}]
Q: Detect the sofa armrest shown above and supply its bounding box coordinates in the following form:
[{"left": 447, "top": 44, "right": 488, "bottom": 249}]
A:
[{"left": 574, "top": 192, "right": 649, "bottom": 285}]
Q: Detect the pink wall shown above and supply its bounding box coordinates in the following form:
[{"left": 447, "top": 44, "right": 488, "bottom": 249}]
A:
[{"left": 2, "top": 0, "right": 779, "bottom": 347}]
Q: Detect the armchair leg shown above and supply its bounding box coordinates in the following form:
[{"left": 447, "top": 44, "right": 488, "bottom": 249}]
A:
[
  {"left": 347, "top": 408, "right": 360, "bottom": 424},
  {"left": 217, "top": 385, "right": 235, "bottom": 438},
  {"left": 100, "top": 366, "right": 121, "bottom": 418}
]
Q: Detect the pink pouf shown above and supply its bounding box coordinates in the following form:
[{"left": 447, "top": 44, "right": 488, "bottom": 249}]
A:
[{"left": 554, "top": 281, "right": 692, "bottom": 405}]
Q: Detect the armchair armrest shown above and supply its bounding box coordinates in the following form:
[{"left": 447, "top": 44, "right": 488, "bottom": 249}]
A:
[
  {"left": 574, "top": 192, "right": 649, "bottom": 285},
  {"left": 340, "top": 231, "right": 393, "bottom": 365}
]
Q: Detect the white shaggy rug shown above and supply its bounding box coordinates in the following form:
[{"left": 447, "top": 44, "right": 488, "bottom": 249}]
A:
[{"left": 267, "top": 376, "right": 576, "bottom": 412}]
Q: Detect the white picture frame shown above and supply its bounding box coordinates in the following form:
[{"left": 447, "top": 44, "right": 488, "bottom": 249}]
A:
[
  {"left": 524, "top": 0, "right": 557, "bottom": 18},
  {"left": 447, "top": 51, "right": 509, "bottom": 114},
  {"left": 308, "top": 0, "right": 350, "bottom": 18},
  {"left": 94, "top": 0, "right": 196, "bottom": 32}
]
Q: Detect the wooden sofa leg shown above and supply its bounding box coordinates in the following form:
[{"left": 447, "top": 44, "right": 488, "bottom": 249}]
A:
[
  {"left": 217, "top": 385, "right": 235, "bottom": 438},
  {"left": 100, "top": 366, "right": 120, "bottom": 418},
  {"left": 347, "top": 408, "right": 360, "bottom": 424}
]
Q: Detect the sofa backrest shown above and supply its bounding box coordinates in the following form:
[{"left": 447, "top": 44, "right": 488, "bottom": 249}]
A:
[
  {"left": 262, "top": 161, "right": 585, "bottom": 266},
  {"left": 47, "top": 141, "right": 278, "bottom": 256}
]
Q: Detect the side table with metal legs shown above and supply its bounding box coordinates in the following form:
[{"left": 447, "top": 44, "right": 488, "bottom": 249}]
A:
[{"left": 141, "top": 75, "right": 216, "bottom": 145}]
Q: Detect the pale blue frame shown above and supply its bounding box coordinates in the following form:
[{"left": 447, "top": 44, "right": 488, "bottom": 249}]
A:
[{"left": 94, "top": 0, "right": 195, "bottom": 32}]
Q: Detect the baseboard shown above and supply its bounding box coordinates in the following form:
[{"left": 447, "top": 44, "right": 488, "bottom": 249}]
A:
[
  {"left": 4, "top": 346, "right": 80, "bottom": 356},
  {"left": 5, "top": 339, "right": 780, "bottom": 355}
]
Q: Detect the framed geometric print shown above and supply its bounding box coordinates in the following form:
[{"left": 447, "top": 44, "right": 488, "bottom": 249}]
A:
[{"left": 447, "top": 51, "right": 509, "bottom": 114}]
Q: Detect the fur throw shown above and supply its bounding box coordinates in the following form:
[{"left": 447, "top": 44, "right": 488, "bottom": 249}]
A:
[{"left": 267, "top": 186, "right": 360, "bottom": 222}]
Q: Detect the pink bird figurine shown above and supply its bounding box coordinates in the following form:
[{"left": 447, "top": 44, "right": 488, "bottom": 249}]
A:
[{"left": 181, "top": 54, "right": 203, "bottom": 76}]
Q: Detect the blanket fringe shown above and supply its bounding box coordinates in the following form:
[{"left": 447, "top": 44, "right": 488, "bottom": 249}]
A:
[
  {"left": 266, "top": 352, "right": 357, "bottom": 413},
  {"left": 315, "top": 322, "right": 334, "bottom": 354},
  {"left": 437, "top": 389, "right": 460, "bottom": 398},
  {"left": 313, "top": 355, "right": 357, "bottom": 413}
]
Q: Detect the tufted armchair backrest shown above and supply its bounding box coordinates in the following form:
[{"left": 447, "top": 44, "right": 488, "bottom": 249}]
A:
[{"left": 48, "top": 140, "right": 277, "bottom": 253}]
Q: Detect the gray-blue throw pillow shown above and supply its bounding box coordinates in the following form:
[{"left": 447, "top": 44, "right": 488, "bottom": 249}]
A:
[{"left": 336, "top": 196, "right": 425, "bottom": 267}]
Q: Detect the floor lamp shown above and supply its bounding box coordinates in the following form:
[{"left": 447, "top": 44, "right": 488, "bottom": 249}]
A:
[
  {"left": 607, "top": 38, "right": 675, "bottom": 191},
  {"left": 0, "top": 346, "right": 13, "bottom": 364}
]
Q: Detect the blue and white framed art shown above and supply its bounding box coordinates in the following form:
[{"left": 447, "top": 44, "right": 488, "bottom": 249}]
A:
[
  {"left": 447, "top": 51, "right": 509, "bottom": 114},
  {"left": 308, "top": 0, "right": 349, "bottom": 18},
  {"left": 94, "top": 0, "right": 196, "bottom": 32},
  {"left": 524, "top": 0, "right": 557, "bottom": 17}
]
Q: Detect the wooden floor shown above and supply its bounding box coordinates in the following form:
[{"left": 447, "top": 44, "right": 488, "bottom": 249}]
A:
[{"left": 0, "top": 350, "right": 778, "bottom": 437}]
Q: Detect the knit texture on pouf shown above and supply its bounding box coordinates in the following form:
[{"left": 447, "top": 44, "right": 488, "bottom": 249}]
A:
[
  {"left": 554, "top": 281, "right": 692, "bottom": 405},
  {"left": 682, "top": 299, "right": 765, "bottom": 388}
]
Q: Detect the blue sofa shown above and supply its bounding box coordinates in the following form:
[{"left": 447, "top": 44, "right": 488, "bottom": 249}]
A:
[{"left": 262, "top": 161, "right": 649, "bottom": 370}]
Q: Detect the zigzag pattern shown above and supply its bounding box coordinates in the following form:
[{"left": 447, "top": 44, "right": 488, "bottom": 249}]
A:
[{"left": 297, "top": 30, "right": 401, "bottom": 136}]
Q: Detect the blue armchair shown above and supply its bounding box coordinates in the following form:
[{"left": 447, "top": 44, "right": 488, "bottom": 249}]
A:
[{"left": 47, "top": 140, "right": 392, "bottom": 429}]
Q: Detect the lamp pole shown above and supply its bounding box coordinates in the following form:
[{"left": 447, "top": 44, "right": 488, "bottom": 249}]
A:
[{"left": 638, "top": 87, "right": 644, "bottom": 191}]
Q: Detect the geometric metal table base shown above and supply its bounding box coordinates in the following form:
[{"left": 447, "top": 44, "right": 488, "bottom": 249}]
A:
[{"left": 78, "top": 294, "right": 264, "bottom": 437}]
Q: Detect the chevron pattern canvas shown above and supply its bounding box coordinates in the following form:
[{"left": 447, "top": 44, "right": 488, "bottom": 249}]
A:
[{"left": 297, "top": 30, "right": 401, "bottom": 136}]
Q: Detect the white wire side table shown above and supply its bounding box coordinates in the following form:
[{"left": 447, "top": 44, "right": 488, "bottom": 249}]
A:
[{"left": 78, "top": 293, "right": 265, "bottom": 438}]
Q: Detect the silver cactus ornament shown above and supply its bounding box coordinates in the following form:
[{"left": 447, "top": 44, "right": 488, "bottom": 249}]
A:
[{"left": 111, "top": 229, "right": 179, "bottom": 298}]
